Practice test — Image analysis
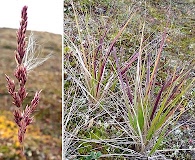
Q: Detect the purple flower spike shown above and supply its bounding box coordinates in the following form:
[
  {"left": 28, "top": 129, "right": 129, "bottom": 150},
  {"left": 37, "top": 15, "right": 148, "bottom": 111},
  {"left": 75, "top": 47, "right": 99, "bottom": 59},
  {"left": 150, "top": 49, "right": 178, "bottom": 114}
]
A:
[
  {"left": 16, "top": 6, "right": 28, "bottom": 65},
  {"left": 5, "top": 5, "right": 43, "bottom": 152}
]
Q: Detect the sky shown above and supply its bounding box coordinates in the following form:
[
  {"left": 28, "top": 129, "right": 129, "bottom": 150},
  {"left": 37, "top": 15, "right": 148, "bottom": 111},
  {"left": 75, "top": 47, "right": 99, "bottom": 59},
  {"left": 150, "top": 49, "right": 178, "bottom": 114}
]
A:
[{"left": 0, "top": 0, "right": 63, "bottom": 35}]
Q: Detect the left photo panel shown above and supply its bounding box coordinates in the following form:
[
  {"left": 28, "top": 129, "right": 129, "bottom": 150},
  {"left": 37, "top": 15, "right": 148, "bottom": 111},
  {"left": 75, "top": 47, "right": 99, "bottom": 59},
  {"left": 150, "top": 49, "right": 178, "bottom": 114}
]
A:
[{"left": 0, "top": 1, "right": 62, "bottom": 159}]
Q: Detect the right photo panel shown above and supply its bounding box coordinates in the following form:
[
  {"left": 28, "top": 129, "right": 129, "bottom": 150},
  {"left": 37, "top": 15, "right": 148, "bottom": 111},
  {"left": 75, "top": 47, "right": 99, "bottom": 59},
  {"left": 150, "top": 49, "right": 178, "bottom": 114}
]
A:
[{"left": 64, "top": 0, "right": 195, "bottom": 159}]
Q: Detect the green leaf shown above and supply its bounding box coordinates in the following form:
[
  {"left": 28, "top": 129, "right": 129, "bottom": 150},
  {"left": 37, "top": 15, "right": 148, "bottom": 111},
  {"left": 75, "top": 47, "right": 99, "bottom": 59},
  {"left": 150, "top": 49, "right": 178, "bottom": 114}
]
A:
[
  {"left": 96, "top": 151, "right": 102, "bottom": 158},
  {"left": 149, "top": 128, "right": 166, "bottom": 155},
  {"left": 137, "top": 104, "right": 144, "bottom": 132}
]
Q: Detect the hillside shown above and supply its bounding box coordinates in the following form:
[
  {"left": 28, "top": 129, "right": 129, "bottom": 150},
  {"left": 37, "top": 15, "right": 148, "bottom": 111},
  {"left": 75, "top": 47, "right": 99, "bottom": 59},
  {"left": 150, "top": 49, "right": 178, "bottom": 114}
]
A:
[{"left": 0, "top": 28, "right": 61, "bottom": 159}]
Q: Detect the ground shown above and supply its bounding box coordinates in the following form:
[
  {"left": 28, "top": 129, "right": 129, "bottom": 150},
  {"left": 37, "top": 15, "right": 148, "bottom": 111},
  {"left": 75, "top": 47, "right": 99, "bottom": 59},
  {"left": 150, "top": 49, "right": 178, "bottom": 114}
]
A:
[{"left": 64, "top": 0, "right": 194, "bottom": 159}]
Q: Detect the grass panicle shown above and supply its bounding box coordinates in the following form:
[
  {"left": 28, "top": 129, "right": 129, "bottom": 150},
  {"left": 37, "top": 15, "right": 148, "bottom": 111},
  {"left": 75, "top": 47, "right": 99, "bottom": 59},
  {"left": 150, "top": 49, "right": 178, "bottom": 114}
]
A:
[{"left": 5, "top": 6, "right": 48, "bottom": 155}]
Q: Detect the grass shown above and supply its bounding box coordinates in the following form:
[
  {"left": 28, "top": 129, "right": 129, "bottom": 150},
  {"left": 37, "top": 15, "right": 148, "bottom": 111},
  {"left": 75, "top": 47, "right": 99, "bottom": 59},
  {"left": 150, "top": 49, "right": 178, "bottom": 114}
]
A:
[
  {"left": 0, "top": 28, "right": 61, "bottom": 159},
  {"left": 64, "top": 0, "right": 195, "bottom": 159}
]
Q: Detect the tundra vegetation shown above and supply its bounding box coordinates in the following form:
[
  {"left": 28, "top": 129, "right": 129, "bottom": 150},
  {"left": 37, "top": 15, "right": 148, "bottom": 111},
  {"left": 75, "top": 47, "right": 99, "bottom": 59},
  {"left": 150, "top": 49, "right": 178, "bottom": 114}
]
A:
[{"left": 64, "top": 0, "right": 194, "bottom": 159}]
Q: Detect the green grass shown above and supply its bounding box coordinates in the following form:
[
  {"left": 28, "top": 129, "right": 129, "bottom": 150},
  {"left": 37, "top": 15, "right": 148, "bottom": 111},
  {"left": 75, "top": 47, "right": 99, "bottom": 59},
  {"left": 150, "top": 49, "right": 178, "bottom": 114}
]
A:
[{"left": 64, "top": 0, "right": 195, "bottom": 159}]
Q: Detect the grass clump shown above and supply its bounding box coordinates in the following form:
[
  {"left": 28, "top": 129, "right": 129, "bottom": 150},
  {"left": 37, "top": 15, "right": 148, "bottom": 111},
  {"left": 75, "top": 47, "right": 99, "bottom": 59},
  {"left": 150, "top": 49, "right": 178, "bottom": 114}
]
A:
[{"left": 64, "top": 0, "right": 195, "bottom": 159}]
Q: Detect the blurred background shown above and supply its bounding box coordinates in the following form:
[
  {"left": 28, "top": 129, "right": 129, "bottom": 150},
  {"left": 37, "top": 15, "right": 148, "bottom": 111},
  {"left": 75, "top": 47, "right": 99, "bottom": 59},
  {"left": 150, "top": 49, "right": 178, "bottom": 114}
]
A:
[{"left": 0, "top": 1, "right": 62, "bottom": 159}]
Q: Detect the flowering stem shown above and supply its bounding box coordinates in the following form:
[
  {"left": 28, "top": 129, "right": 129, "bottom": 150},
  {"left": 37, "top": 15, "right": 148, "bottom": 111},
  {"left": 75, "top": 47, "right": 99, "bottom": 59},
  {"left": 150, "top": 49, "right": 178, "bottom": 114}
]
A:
[{"left": 5, "top": 5, "right": 41, "bottom": 154}]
